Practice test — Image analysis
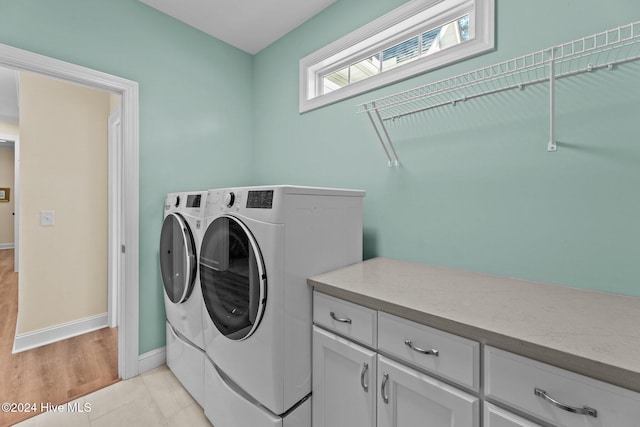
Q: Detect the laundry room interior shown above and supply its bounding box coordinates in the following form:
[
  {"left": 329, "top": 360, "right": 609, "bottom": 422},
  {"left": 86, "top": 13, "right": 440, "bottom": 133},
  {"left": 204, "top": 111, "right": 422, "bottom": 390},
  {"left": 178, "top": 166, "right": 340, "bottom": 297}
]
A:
[{"left": 1, "top": 0, "right": 639, "bottom": 426}]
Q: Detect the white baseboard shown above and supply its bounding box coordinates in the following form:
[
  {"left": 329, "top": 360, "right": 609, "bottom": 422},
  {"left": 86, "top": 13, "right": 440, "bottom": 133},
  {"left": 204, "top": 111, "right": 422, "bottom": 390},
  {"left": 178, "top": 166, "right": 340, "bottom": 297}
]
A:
[
  {"left": 13, "top": 313, "right": 109, "bottom": 354},
  {"left": 138, "top": 346, "right": 166, "bottom": 374},
  {"left": 0, "top": 243, "right": 15, "bottom": 249}
]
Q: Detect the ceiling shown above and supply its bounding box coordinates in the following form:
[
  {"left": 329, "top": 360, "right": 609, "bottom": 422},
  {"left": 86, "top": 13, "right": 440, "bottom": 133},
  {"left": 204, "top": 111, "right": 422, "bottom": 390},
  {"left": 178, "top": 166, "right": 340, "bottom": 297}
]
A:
[{"left": 138, "top": 0, "right": 336, "bottom": 54}]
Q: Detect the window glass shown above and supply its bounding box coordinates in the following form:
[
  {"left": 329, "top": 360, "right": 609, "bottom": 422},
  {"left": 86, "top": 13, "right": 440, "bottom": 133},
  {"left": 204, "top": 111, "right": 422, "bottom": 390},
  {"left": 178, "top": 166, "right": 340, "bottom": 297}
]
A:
[
  {"left": 323, "top": 67, "right": 349, "bottom": 94},
  {"left": 422, "top": 15, "right": 470, "bottom": 57},
  {"left": 350, "top": 54, "right": 381, "bottom": 83},
  {"left": 383, "top": 36, "right": 420, "bottom": 71}
]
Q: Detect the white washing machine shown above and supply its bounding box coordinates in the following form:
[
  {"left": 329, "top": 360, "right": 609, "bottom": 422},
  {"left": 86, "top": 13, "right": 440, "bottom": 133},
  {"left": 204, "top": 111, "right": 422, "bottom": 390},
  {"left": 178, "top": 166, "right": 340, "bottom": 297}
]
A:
[
  {"left": 159, "top": 191, "right": 208, "bottom": 406},
  {"left": 199, "top": 185, "right": 364, "bottom": 427}
]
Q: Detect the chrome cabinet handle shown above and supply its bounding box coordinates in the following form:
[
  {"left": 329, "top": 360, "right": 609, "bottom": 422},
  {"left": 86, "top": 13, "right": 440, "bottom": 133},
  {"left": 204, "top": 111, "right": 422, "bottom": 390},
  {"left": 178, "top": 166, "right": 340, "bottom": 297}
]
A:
[
  {"left": 360, "top": 362, "right": 369, "bottom": 392},
  {"left": 534, "top": 388, "right": 598, "bottom": 418},
  {"left": 381, "top": 374, "right": 390, "bottom": 404},
  {"left": 404, "top": 339, "right": 439, "bottom": 357},
  {"left": 329, "top": 311, "right": 352, "bottom": 324}
]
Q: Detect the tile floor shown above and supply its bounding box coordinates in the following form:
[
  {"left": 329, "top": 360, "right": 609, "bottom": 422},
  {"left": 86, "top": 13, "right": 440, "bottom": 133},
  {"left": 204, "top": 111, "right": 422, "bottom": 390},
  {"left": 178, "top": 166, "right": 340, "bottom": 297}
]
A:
[{"left": 15, "top": 365, "right": 213, "bottom": 427}]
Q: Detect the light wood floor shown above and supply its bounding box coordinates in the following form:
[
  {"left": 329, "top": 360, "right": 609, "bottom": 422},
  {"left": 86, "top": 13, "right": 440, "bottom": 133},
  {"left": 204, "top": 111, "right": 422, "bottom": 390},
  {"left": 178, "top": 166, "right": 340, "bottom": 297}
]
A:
[{"left": 0, "top": 249, "right": 119, "bottom": 427}]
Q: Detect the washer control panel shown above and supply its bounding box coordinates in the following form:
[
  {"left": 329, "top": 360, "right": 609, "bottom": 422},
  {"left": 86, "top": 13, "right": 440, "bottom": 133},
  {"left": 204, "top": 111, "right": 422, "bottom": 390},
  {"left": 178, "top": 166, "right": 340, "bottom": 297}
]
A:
[
  {"left": 224, "top": 192, "right": 236, "bottom": 208},
  {"left": 186, "top": 194, "right": 201, "bottom": 208}
]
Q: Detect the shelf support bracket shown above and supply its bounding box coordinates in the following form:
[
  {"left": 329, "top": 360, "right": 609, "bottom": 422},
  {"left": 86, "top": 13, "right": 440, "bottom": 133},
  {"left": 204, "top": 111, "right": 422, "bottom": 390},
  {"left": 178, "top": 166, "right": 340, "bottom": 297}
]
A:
[
  {"left": 366, "top": 108, "right": 393, "bottom": 167},
  {"left": 365, "top": 102, "right": 400, "bottom": 167},
  {"left": 548, "top": 52, "right": 557, "bottom": 152}
]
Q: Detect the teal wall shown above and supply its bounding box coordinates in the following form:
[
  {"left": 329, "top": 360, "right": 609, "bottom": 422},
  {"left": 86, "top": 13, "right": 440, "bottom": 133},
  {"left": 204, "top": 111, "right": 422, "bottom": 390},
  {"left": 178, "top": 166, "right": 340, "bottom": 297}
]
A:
[
  {"left": 0, "top": 0, "right": 254, "bottom": 354},
  {"left": 1, "top": 0, "right": 639, "bottom": 356},
  {"left": 253, "top": 0, "right": 640, "bottom": 297}
]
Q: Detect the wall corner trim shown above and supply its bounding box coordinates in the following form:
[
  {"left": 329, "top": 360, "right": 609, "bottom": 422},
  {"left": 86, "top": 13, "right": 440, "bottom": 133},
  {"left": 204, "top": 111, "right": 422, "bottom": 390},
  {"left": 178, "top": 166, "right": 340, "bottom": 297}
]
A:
[{"left": 12, "top": 313, "right": 109, "bottom": 354}]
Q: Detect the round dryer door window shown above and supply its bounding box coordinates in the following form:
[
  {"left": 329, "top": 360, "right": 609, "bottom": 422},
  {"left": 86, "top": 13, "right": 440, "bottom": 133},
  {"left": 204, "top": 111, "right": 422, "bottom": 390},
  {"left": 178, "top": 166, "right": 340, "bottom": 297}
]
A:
[
  {"left": 200, "top": 215, "right": 266, "bottom": 341},
  {"left": 159, "top": 213, "right": 197, "bottom": 304}
]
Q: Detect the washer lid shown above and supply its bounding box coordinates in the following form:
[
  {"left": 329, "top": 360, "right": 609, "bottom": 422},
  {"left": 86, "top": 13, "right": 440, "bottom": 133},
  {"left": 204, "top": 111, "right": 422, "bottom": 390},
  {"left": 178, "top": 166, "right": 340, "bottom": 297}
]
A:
[
  {"left": 200, "top": 215, "right": 267, "bottom": 341},
  {"left": 159, "top": 212, "right": 197, "bottom": 304}
]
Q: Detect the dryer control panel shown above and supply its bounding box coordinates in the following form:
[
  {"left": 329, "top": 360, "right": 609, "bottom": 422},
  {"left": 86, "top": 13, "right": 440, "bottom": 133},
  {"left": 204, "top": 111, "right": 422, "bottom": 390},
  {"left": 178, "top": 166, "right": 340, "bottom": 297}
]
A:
[
  {"left": 207, "top": 187, "right": 282, "bottom": 223},
  {"left": 246, "top": 190, "right": 274, "bottom": 209}
]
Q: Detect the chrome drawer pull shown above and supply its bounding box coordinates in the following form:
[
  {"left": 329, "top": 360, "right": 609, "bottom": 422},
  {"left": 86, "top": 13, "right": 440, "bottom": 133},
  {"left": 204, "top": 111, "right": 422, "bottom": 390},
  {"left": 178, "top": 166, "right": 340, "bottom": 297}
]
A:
[
  {"left": 329, "top": 311, "right": 352, "bottom": 324},
  {"left": 381, "top": 374, "right": 390, "bottom": 404},
  {"left": 404, "top": 339, "right": 439, "bottom": 357},
  {"left": 534, "top": 388, "right": 598, "bottom": 418},
  {"left": 360, "top": 362, "right": 369, "bottom": 392}
]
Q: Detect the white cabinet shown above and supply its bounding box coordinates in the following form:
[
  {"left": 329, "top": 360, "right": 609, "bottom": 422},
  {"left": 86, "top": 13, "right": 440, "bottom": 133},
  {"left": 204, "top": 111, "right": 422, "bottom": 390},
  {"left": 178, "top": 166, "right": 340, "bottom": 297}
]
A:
[
  {"left": 378, "top": 312, "right": 480, "bottom": 391},
  {"left": 484, "top": 403, "right": 543, "bottom": 427},
  {"left": 312, "top": 326, "right": 376, "bottom": 427},
  {"left": 377, "top": 356, "right": 479, "bottom": 427},
  {"left": 313, "top": 292, "right": 377, "bottom": 347},
  {"left": 484, "top": 346, "right": 640, "bottom": 427},
  {"left": 312, "top": 291, "right": 480, "bottom": 427}
]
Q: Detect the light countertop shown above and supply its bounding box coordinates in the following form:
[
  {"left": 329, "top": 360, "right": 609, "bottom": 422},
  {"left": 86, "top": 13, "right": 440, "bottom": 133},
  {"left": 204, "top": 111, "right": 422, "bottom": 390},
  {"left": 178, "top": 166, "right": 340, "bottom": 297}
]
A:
[{"left": 308, "top": 257, "right": 640, "bottom": 393}]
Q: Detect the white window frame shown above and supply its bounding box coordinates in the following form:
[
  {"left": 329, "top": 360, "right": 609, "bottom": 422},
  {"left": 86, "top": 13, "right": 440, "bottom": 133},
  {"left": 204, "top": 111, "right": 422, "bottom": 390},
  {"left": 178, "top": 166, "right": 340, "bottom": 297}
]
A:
[{"left": 299, "top": 0, "right": 495, "bottom": 113}]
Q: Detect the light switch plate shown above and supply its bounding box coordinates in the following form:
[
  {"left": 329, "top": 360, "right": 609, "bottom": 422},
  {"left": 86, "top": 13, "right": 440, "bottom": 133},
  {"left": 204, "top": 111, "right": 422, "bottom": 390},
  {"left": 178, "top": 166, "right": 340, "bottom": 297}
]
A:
[{"left": 40, "top": 210, "right": 55, "bottom": 226}]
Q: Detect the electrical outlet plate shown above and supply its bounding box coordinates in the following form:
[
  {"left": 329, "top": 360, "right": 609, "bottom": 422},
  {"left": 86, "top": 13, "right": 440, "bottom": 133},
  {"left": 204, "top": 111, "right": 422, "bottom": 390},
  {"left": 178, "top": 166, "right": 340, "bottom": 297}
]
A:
[{"left": 40, "top": 210, "right": 55, "bottom": 226}]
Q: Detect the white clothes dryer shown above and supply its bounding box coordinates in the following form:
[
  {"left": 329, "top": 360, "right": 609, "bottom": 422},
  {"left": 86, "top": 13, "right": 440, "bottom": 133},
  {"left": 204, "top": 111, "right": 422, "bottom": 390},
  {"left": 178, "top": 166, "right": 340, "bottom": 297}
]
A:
[
  {"left": 159, "top": 191, "right": 208, "bottom": 406},
  {"left": 199, "top": 185, "right": 364, "bottom": 427}
]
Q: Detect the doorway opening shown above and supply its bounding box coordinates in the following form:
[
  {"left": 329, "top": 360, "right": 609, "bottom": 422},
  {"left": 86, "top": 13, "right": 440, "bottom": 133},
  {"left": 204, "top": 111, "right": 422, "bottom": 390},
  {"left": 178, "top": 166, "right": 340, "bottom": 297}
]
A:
[{"left": 0, "top": 43, "right": 140, "bottom": 382}]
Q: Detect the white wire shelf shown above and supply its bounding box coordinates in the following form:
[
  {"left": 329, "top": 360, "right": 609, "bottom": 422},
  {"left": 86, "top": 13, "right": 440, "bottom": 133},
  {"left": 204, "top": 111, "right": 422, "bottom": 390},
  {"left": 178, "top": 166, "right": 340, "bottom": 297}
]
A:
[{"left": 358, "top": 21, "right": 640, "bottom": 166}]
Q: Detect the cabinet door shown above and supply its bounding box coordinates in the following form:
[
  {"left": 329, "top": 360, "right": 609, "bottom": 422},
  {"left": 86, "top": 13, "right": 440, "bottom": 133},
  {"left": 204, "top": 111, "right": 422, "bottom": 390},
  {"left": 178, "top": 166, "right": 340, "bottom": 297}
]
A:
[
  {"left": 313, "top": 326, "right": 376, "bottom": 427},
  {"left": 484, "top": 403, "right": 543, "bottom": 427},
  {"left": 377, "top": 355, "right": 479, "bottom": 427}
]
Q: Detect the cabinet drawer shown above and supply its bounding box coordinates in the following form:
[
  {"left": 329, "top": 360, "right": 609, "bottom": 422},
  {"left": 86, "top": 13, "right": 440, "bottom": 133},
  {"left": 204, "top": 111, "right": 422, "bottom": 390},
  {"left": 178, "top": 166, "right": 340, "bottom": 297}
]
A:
[
  {"left": 484, "top": 403, "right": 542, "bottom": 427},
  {"left": 485, "top": 346, "right": 640, "bottom": 427},
  {"left": 313, "top": 291, "right": 377, "bottom": 347},
  {"left": 377, "top": 312, "right": 479, "bottom": 390}
]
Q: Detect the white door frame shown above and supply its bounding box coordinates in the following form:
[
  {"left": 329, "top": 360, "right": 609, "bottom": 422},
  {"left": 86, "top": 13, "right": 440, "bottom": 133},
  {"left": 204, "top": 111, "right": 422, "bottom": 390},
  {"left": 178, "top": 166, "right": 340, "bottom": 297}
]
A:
[
  {"left": 0, "top": 43, "right": 140, "bottom": 380},
  {"left": 0, "top": 133, "right": 20, "bottom": 251},
  {"left": 108, "top": 108, "right": 122, "bottom": 329},
  {"left": 0, "top": 132, "right": 18, "bottom": 262},
  {"left": 13, "top": 135, "right": 19, "bottom": 272}
]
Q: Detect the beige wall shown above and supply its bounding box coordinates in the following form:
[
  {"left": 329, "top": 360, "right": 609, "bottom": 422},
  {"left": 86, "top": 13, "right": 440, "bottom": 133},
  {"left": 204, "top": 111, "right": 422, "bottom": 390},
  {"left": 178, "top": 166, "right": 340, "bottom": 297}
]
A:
[
  {"left": 109, "top": 93, "right": 121, "bottom": 114},
  {"left": 0, "top": 120, "right": 18, "bottom": 246},
  {"left": 17, "top": 72, "right": 110, "bottom": 334},
  {"left": 0, "top": 120, "right": 19, "bottom": 135}
]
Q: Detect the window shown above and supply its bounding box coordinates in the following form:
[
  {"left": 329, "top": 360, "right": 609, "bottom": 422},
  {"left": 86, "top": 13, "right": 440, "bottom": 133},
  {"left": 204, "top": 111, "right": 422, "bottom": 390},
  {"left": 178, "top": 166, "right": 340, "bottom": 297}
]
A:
[{"left": 299, "top": 0, "right": 494, "bottom": 112}]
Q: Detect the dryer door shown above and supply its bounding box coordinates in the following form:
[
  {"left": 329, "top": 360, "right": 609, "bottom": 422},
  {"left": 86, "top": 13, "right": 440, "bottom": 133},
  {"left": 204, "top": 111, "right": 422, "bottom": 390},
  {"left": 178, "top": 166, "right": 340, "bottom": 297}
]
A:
[
  {"left": 159, "top": 212, "right": 197, "bottom": 304},
  {"left": 200, "top": 215, "right": 267, "bottom": 341}
]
